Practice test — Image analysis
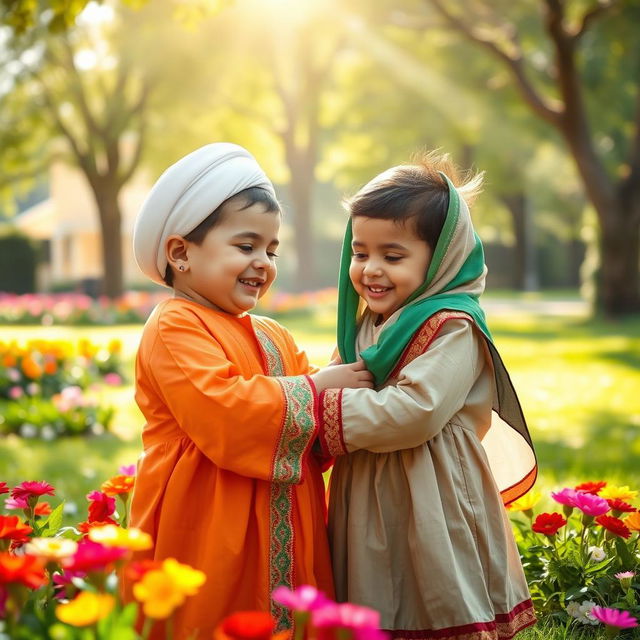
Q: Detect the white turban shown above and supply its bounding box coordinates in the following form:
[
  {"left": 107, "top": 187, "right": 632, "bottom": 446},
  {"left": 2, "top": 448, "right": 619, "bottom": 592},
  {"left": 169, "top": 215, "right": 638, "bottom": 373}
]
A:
[{"left": 133, "top": 142, "right": 276, "bottom": 286}]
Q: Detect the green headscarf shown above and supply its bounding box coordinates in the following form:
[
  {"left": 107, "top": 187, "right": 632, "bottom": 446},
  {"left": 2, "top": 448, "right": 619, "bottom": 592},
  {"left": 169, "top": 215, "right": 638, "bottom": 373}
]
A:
[
  {"left": 337, "top": 174, "right": 491, "bottom": 384},
  {"left": 336, "top": 172, "right": 536, "bottom": 504}
]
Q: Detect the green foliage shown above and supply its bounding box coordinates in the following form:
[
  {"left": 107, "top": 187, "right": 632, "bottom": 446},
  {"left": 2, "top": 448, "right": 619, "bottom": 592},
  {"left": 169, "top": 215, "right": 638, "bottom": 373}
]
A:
[{"left": 0, "top": 228, "right": 39, "bottom": 294}]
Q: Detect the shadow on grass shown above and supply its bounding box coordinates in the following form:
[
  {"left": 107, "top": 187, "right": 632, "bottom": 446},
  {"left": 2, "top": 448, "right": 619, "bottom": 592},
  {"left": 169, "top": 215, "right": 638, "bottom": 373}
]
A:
[{"left": 534, "top": 410, "right": 640, "bottom": 484}]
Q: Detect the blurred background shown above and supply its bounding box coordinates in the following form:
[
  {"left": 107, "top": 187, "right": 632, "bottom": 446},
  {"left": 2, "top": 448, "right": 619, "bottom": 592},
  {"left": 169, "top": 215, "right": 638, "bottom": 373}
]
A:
[{"left": 0, "top": 0, "right": 639, "bottom": 512}]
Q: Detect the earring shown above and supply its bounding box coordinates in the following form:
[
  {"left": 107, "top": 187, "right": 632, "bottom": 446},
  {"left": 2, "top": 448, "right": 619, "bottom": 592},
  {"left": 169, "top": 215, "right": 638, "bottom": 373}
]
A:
[{"left": 179, "top": 265, "right": 185, "bottom": 271}]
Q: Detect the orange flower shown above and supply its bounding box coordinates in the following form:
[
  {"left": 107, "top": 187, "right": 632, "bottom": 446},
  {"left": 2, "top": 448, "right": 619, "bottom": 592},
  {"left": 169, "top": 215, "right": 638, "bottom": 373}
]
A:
[
  {"left": 107, "top": 339, "right": 122, "bottom": 354},
  {"left": 624, "top": 512, "right": 640, "bottom": 532},
  {"left": 43, "top": 359, "right": 58, "bottom": 375},
  {"left": 2, "top": 353, "right": 16, "bottom": 367},
  {"left": 101, "top": 475, "right": 135, "bottom": 496},
  {"left": 35, "top": 502, "right": 52, "bottom": 517},
  {"left": 77, "top": 518, "right": 119, "bottom": 536},
  {"left": 0, "top": 552, "right": 47, "bottom": 588},
  {"left": 0, "top": 515, "right": 33, "bottom": 542},
  {"left": 21, "top": 356, "right": 43, "bottom": 380}
]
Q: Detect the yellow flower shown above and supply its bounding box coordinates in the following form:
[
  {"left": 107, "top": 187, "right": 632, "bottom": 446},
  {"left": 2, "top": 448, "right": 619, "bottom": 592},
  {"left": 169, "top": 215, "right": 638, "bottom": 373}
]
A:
[
  {"left": 56, "top": 592, "right": 115, "bottom": 626},
  {"left": 506, "top": 490, "right": 542, "bottom": 512},
  {"left": 599, "top": 485, "right": 638, "bottom": 502},
  {"left": 624, "top": 512, "right": 640, "bottom": 532},
  {"left": 133, "top": 569, "right": 186, "bottom": 619},
  {"left": 89, "top": 525, "right": 153, "bottom": 551},
  {"left": 25, "top": 537, "right": 78, "bottom": 561},
  {"left": 162, "top": 558, "right": 206, "bottom": 596}
]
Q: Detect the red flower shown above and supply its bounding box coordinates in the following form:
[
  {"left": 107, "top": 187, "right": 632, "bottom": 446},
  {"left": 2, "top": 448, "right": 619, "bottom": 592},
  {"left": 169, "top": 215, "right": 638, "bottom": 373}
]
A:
[
  {"left": 35, "top": 502, "right": 52, "bottom": 517},
  {"left": 0, "top": 483, "right": 9, "bottom": 495},
  {"left": 62, "top": 540, "right": 128, "bottom": 572},
  {"left": 607, "top": 499, "right": 637, "bottom": 514},
  {"left": 575, "top": 481, "right": 607, "bottom": 495},
  {"left": 0, "top": 552, "right": 47, "bottom": 588},
  {"left": 217, "top": 612, "right": 276, "bottom": 640},
  {"left": 11, "top": 481, "right": 55, "bottom": 502},
  {"left": 87, "top": 491, "right": 116, "bottom": 522},
  {"left": 0, "top": 515, "right": 33, "bottom": 542},
  {"left": 596, "top": 515, "right": 631, "bottom": 539},
  {"left": 532, "top": 512, "right": 567, "bottom": 536},
  {"left": 101, "top": 475, "right": 135, "bottom": 496},
  {"left": 125, "top": 559, "right": 161, "bottom": 583}
]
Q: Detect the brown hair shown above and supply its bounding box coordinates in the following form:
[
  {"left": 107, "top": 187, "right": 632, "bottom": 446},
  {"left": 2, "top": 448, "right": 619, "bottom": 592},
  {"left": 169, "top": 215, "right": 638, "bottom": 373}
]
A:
[{"left": 346, "top": 151, "right": 483, "bottom": 250}]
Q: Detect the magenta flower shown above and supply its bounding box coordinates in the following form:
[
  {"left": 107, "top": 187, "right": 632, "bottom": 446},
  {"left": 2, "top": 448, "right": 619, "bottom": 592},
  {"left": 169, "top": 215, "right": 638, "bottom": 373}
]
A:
[
  {"left": 11, "top": 481, "right": 55, "bottom": 502},
  {"left": 61, "top": 540, "right": 128, "bottom": 572},
  {"left": 0, "top": 585, "right": 7, "bottom": 618},
  {"left": 4, "top": 497, "right": 28, "bottom": 510},
  {"left": 590, "top": 607, "right": 638, "bottom": 629},
  {"left": 272, "top": 585, "right": 332, "bottom": 612},
  {"left": 0, "top": 483, "right": 8, "bottom": 496},
  {"left": 573, "top": 492, "right": 610, "bottom": 517},
  {"left": 118, "top": 464, "right": 137, "bottom": 477},
  {"left": 551, "top": 488, "right": 578, "bottom": 506},
  {"left": 313, "top": 603, "right": 387, "bottom": 640},
  {"left": 104, "top": 373, "right": 123, "bottom": 386}
]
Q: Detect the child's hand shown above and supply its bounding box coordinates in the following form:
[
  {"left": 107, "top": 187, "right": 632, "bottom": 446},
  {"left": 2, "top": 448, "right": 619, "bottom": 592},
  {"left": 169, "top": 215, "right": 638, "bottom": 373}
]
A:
[{"left": 311, "top": 361, "right": 374, "bottom": 392}]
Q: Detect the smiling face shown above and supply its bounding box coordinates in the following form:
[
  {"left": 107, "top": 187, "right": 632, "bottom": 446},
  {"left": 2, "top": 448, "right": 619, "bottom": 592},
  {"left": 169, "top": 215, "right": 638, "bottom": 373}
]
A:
[
  {"left": 349, "top": 216, "right": 432, "bottom": 322},
  {"left": 172, "top": 200, "right": 280, "bottom": 314}
]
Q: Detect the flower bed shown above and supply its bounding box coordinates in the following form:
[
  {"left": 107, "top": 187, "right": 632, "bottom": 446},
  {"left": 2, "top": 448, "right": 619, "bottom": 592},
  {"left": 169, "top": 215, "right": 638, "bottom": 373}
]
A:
[
  {"left": 0, "top": 470, "right": 386, "bottom": 640},
  {"left": 508, "top": 481, "right": 640, "bottom": 633},
  {"left": 0, "top": 338, "right": 122, "bottom": 438}
]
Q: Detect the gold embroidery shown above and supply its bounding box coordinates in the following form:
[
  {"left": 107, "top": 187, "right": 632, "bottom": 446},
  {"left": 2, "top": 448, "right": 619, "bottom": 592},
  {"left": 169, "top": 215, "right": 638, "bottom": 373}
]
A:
[{"left": 322, "top": 388, "right": 345, "bottom": 456}]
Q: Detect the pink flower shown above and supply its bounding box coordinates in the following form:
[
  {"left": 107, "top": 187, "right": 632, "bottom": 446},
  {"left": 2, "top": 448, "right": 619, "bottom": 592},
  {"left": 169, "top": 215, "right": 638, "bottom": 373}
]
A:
[
  {"left": 551, "top": 488, "right": 578, "bottom": 507},
  {"left": 104, "top": 373, "right": 122, "bottom": 386},
  {"left": 572, "top": 492, "right": 610, "bottom": 517},
  {"left": 118, "top": 464, "right": 137, "bottom": 477},
  {"left": 272, "top": 585, "right": 331, "bottom": 612},
  {"left": 4, "top": 497, "right": 28, "bottom": 510},
  {"left": 312, "top": 603, "right": 387, "bottom": 640},
  {"left": 590, "top": 607, "right": 638, "bottom": 629},
  {"left": 11, "top": 481, "right": 55, "bottom": 502},
  {"left": 62, "top": 540, "right": 128, "bottom": 572},
  {"left": 8, "top": 386, "right": 23, "bottom": 399},
  {"left": 615, "top": 571, "right": 636, "bottom": 580}
]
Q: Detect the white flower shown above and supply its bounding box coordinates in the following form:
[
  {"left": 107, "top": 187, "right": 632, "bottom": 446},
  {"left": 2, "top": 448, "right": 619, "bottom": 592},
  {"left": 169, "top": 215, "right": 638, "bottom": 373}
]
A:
[
  {"left": 576, "top": 600, "right": 599, "bottom": 626},
  {"left": 40, "top": 425, "right": 56, "bottom": 441},
  {"left": 25, "top": 537, "right": 78, "bottom": 560},
  {"left": 19, "top": 423, "right": 38, "bottom": 438},
  {"left": 566, "top": 602, "right": 581, "bottom": 618},
  {"left": 588, "top": 546, "right": 606, "bottom": 562},
  {"left": 7, "top": 368, "right": 20, "bottom": 382},
  {"left": 26, "top": 383, "right": 40, "bottom": 396}
]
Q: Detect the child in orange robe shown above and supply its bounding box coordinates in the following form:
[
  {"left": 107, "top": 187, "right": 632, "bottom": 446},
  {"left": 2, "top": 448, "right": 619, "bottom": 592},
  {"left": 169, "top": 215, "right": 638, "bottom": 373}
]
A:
[{"left": 126, "top": 143, "right": 373, "bottom": 639}]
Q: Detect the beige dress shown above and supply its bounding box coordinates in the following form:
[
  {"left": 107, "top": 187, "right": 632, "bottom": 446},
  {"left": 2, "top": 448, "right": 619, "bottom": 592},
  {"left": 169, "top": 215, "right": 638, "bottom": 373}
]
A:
[{"left": 317, "top": 311, "right": 535, "bottom": 640}]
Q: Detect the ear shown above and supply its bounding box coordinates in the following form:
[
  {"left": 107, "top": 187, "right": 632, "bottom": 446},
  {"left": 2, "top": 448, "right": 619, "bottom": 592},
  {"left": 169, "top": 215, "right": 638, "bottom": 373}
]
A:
[{"left": 165, "top": 235, "right": 190, "bottom": 274}]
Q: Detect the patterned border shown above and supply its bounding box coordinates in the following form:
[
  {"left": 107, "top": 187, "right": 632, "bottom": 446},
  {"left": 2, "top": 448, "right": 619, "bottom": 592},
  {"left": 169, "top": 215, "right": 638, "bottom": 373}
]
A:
[
  {"left": 388, "top": 600, "right": 536, "bottom": 640},
  {"left": 256, "top": 327, "right": 318, "bottom": 631},
  {"left": 389, "top": 311, "right": 473, "bottom": 379},
  {"left": 319, "top": 388, "right": 346, "bottom": 457}
]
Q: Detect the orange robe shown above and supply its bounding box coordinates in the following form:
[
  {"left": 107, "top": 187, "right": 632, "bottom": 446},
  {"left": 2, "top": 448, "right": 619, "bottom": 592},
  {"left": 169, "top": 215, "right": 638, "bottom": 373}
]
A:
[{"left": 126, "top": 298, "right": 333, "bottom": 639}]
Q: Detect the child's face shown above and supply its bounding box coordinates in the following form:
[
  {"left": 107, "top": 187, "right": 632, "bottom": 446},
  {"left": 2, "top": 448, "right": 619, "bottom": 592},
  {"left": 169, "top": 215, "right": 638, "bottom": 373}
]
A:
[
  {"left": 181, "top": 201, "right": 280, "bottom": 314},
  {"left": 349, "top": 216, "right": 432, "bottom": 321}
]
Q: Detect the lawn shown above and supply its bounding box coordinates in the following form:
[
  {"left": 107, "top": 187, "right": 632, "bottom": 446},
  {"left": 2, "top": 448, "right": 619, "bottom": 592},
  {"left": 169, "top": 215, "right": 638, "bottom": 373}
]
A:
[{"left": 1, "top": 300, "right": 639, "bottom": 516}]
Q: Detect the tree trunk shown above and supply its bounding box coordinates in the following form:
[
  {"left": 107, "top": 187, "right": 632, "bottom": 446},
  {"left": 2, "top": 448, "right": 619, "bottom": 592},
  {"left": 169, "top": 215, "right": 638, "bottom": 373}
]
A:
[
  {"left": 288, "top": 153, "right": 315, "bottom": 291},
  {"left": 501, "top": 191, "right": 538, "bottom": 291},
  {"left": 598, "top": 201, "right": 640, "bottom": 315},
  {"left": 93, "top": 184, "right": 124, "bottom": 299}
]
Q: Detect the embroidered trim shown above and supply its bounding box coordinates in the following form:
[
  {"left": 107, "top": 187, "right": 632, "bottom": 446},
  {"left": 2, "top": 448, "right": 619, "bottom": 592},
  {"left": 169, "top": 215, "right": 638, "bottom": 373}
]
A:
[
  {"left": 319, "top": 388, "right": 346, "bottom": 456},
  {"left": 256, "top": 327, "right": 317, "bottom": 631},
  {"left": 388, "top": 599, "right": 536, "bottom": 640},
  {"left": 389, "top": 311, "right": 473, "bottom": 379}
]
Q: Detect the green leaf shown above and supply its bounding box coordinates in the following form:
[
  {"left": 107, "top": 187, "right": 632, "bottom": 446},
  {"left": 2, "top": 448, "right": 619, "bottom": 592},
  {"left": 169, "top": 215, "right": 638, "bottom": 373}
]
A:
[
  {"left": 614, "top": 537, "right": 635, "bottom": 567},
  {"left": 40, "top": 501, "right": 65, "bottom": 537}
]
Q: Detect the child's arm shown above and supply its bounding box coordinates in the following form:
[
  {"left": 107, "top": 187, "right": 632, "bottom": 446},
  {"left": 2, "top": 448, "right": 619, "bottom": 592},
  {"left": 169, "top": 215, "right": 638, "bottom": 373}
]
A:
[
  {"left": 145, "top": 307, "right": 369, "bottom": 483},
  {"left": 316, "top": 318, "right": 485, "bottom": 456}
]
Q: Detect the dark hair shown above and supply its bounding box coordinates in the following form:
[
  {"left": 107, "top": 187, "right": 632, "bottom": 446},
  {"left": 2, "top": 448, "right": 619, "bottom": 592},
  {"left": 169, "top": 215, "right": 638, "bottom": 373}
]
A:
[
  {"left": 163, "top": 186, "right": 280, "bottom": 286},
  {"left": 346, "top": 152, "right": 483, "bottom": 251}
]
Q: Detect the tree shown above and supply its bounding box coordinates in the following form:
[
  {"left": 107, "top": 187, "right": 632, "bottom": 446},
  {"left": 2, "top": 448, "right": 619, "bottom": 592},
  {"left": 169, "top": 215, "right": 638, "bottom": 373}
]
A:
[{"left": 395, "top": 0, "right": 640, "bottom": 315}]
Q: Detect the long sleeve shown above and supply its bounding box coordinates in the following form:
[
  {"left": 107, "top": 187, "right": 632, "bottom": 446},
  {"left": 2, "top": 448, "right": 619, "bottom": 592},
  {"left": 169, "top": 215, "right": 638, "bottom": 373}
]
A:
[
  {"left": 318, "top": 319, "right": 483, "bottom": 455},
  {"left": 141, "top": 307, "right": 318, "bottom": 482}
]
